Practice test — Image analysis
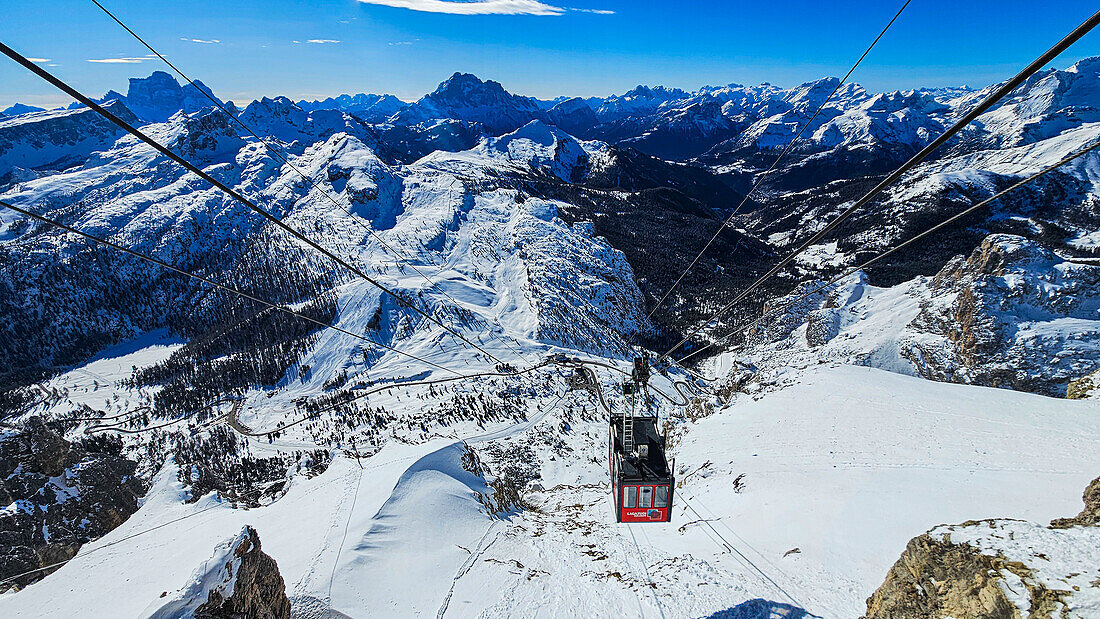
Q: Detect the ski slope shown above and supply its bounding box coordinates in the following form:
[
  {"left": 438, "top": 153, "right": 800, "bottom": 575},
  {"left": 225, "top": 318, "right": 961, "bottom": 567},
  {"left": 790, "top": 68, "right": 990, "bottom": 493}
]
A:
[{"left": 4, "top": 361, "right": 1098, "bottom": 618}]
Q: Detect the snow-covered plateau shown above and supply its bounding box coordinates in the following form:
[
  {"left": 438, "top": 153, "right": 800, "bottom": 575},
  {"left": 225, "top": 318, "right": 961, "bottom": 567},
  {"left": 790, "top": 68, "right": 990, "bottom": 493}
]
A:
[{"left": 1, "top": 58, "right": 1099, "bottom": 618}]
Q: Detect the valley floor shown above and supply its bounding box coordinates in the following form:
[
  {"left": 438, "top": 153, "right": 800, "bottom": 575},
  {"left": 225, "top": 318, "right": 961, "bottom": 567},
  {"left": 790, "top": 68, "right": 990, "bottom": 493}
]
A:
[{"left": 3, "top": 363, "right": 1098, "bottom": 618}]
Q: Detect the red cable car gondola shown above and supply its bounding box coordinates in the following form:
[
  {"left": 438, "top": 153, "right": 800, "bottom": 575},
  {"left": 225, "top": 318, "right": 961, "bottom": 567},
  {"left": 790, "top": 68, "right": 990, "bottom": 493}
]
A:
[{"left": 609, "top": 356, "right": 674, "bottom": 523}]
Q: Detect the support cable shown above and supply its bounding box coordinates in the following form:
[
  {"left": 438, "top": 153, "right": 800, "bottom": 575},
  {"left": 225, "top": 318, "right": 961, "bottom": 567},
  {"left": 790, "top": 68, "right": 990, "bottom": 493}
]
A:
[{"left": 679, "top": 496, "right": 806, "bottom": 609}]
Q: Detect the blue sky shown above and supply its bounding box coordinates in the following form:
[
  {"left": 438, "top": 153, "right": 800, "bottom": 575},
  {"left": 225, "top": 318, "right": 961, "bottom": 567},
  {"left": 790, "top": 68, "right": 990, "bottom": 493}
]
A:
[{"left": 1, "top": 0, "right": 1098, "bottom": 110}]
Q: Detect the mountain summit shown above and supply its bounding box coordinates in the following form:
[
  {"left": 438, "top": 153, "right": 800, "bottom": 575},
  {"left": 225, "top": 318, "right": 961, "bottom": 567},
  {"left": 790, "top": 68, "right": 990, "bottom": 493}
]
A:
[
  {"left": 103, "top": 71, "right": 225, "bottom": 123},
  {"left": 390, "top": 72, "right": 546, "bottom": 134}
]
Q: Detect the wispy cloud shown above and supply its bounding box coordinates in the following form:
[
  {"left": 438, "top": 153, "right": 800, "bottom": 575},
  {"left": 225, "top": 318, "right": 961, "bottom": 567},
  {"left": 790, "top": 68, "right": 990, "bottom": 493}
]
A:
[
  {"left": 87, "top": 57, "right": 148, "bottom": 64},
  {"left": 180, "top": 37, "right": 221, "bottom": 44},
  {"left": 307, "top": 39, "right": 341, "bottom": 44},
  {"left": 356, "top": 0, "right": 613, "bottom": 16},
  {"left": 26, "top": 57, "right": 51, "bottom": 63}
]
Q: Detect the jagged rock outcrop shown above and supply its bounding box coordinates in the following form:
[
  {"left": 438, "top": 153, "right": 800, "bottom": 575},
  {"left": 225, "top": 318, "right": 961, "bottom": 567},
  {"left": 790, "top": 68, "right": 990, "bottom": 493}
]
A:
[
  {"left": 900, "top": 234, "right": 1100, "bottom": 396},
  {"left": 1051, "top": 475, "right": 1100, "bottom": 528},
  {"left": 119, "top": 70, "right": 224, "bottom": 123},
  {"left": 1067, "top": 368, "right": 1100, "bottom": 400},
  {"left": 148, "top": 525, "right": 291, "bottom": 619},
  {"left": 863, "top": 533, "right": 1023, "bottom": 619},
  {"left": 864, "top": 476, "right": 1100, "bottom": 619},
  {"left": 0, "top": 417, "right": 146, "bottom": 590}
]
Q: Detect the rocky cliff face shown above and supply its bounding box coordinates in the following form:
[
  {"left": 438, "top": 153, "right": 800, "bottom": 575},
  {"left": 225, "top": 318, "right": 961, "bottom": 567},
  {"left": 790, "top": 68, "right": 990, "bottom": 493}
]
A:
[
  {"left": 865, "top": 476, "right": 1100, "bottom": 619},
  {"left": 0, "top": 417, "right": 146, "bottom": 590},
  {"left": 147, "top": 525, "right": 291, "bottom": 619},
  {"left": 119, "top": 71, "right": 224, "bottom": 123},
  {"left": 900, "top": 234, "right": 1100, "bottom": 396}
]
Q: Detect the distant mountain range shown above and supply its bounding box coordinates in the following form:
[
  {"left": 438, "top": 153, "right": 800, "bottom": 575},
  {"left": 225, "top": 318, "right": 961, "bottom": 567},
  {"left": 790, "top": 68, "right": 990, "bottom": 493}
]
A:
[{"left": 2, "top": 57, "right": 1099, "bottom": 397}]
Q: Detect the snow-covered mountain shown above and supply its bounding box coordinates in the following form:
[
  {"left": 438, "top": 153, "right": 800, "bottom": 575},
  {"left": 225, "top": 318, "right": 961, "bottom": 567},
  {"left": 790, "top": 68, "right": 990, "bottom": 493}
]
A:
[
  {"left": 0, "top": 101, "right": 141, "bottom": 179},
  {"left": 295, "top": 93, "right": 405, "bottom": 122},
  {"left": 1, "top": 56, "right": 1099, "bottom": 618},
  {"left": 388, "top": 72, "right": 547, "bottom": 135}
]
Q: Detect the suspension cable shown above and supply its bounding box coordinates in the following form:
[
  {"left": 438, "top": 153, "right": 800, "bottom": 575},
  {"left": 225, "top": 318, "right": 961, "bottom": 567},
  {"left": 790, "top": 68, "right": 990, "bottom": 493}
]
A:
[
  {"left": 677, "top": 138, "right": 1100, "bottom": 365},
  {"left": 0, "top": 40, "right": 509, "bottom": 367},
  {"left": 647, "top": 0, "right": 912, "bottom": 319},
  {"left": 0, "top": 199, "right": 463, "bottom": 376},
  {"left": 659, "top": 8, "right": 1100, "bottom": 362},
  {"left": 87, "top": 0, "right": 533, "bottom": 365}
]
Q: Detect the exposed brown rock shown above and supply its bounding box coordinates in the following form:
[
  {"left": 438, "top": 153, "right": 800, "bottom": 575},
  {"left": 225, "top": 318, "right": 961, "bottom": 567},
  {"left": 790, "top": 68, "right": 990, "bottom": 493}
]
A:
[
  {"left": 195, "top": 526, "right": 291, "bottom": 619},
  {"left": 865, "top": 474, "right": 1100, "bottom": 619},
  {"left": 1051, "top": 475, "right": 1100, "bottom": 528},
  {"left": 862, "top": 530, "right": 1023, "bottom": 619},
  {"left": 1067, "top": 369, "right": 1100, "bottom": 400}
]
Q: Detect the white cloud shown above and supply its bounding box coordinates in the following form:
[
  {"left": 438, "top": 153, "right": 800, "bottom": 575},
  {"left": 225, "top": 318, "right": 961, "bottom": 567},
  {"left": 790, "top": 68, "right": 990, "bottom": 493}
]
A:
[
  {"left": 87, "top": 57, "right": 148, "bottom": 64},
  {"left": 355, "top": 0, "right": 613, "bottom": 16},
  {"left": 26, "top": 57, "right": 51, "bottom": 63},
  {"left": 180, "top": 37, "right": 221, "bottom": 44},
  {"left": 570, "top": 7, "right": 614, "bottom": 14},
  {"left": 306, "top": 39, "right": 341, "bottom": 44}
]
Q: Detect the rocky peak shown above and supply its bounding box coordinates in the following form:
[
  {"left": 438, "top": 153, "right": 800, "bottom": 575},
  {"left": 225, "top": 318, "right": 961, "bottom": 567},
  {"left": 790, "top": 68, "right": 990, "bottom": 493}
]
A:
[
  {"left": 482, "top": 119, "right": 590, "bottom": 181},
  {"left": 620, "top": 84, "right": 689, "bottom": 101},
  {"left": 783, "top": 77, "right": 841, "bottom": 108},
  {"left": 163, "top": 107, "right": 244, "bottom": 161},
  {"left": 933, "top": 233, "right": 1055, "bottom": 282},
  {"left": 241, "top": 96, "right": 308, "bottom": 126},
  {"left": 432, "top": 72, "right": 510, "bottom": 104},
  {"left": 861, "top": 89, "right": 948, "bottom": 115},
  {"left": 122, "top": 71, "right": 224, "bottom": 123},
  {"left": 392, "top": 72, "right": 545, "bottom": 134},
  {"left": 148, "top": 526, "right": 291, "bottom": 619},
  {"left": 296, "top": 92, "right": 405, "bottom": 121},
  {"left": 545, "top": 97, "right": 597, "bottom": 134},
  {"left": 1067, "top": 54, "right": 1100, "bottom": 75}
]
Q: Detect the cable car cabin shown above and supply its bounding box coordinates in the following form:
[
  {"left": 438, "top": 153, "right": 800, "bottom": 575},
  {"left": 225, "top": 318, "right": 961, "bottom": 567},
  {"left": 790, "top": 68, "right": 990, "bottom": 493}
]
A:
[{"left": 609, "top": 415, "right": 674, "bottom": 523}]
